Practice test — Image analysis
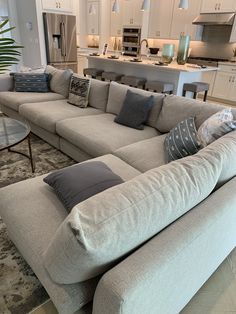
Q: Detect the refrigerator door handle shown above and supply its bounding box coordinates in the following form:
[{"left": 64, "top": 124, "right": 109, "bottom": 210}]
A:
[{"left": 60, "top": 22, "right": 66, "bottom": 57}]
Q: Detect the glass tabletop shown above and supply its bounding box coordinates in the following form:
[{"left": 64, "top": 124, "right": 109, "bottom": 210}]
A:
[{"left": 0, "top": 117, "right": 30, "bottom": 150}]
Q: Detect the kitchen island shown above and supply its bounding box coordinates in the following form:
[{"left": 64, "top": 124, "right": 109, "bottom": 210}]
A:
[{"left": 87, "top": 55, "right": 218, "bottom": 96}]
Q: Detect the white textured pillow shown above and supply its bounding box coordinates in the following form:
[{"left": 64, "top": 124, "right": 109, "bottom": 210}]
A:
[{"left": 198, "top": 108, "right": 233, "bottom": 146}]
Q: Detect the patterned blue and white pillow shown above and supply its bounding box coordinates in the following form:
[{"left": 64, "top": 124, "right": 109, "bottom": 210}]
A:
[
  {"left": 12, "top": 73, "right": 50, "bottom": 92},
  {"left": 164, "top": 117, "right": 201, "bottom": 162}
]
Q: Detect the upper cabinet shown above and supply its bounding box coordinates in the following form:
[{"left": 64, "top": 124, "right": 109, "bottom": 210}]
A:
[
  {"left": 87, "top": 1, "right": 99, "bottom": 35},
  {"left": 123, "top": 0, "right": 143, "bottom": 26},
  {"left": 201, "top": 0, "right": 236, "bottom": 13},
  {"left": 41, "top": 0, "right": 73, "bottom": 13},
  {"left": 110, "top": 0, "right": 123, "bottom": 36},
  {"left": 170, "top": 0, "right": 202, "bottom": 40},
  {"left": 148, "top": 0, "right": 174, "bottom": 39}
]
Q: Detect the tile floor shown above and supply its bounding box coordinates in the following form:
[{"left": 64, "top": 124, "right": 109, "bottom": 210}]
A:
[{"left": 30, "top": 248, "right": 236, "bottom": 314}]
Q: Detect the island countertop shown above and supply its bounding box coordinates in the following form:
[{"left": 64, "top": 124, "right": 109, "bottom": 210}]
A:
[
  {"left": 87, "top": 55, "right": 218, "bottom": 96},
  {"left": 87, "top": 55, "right": 218, "bottom": 73}
]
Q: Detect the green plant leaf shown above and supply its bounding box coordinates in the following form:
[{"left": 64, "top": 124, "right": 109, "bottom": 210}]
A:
[
  {"left": 0, "top": 19, "right": 9, "bottom": 29},
  {"left": 0, "top": 19, "right": 22, "bottom": 73},
  {"left": 0, "top": 26, "right": 16, "bottom": 35}
]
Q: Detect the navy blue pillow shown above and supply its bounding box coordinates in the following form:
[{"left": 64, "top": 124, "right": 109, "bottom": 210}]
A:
[
  {"left": 43, "top": 161, "right": 124, "bottom": 212},
  {"left": 12, "top": 73, "right": 50, "bottom": 92},
  {"left": 115, "top": 90, "right": 154, "bottom": 130}
]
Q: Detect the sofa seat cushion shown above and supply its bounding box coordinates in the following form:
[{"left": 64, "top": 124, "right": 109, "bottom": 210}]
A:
[
  {"left": 19, "top": 99, "right": 103, "bottom": 133},
  {"left": 0, "top": 91, "right": 64, "bottom": 112},
  {"left": 0, "top": 154, "right": 140, "bottom": 314},
  {"left": 56, "top": 113, "right": 159, "bottom": 157},
  {"left": 114, "top": 134, "right": 167, "bottom": 172}
]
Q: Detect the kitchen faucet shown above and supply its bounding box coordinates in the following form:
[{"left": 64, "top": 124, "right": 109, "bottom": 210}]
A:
[{"left": 138, "top": 39, "right": 149, "bottom": 60}]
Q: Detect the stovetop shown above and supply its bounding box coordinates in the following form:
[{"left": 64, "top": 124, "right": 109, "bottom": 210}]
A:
[{"left": 188, "top": 56, "right": 229, "bottom": 67}]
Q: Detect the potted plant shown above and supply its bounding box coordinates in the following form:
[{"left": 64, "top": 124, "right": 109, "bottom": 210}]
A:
[{"left": 0, "top": 19, "right": 23, "bottom": 73}]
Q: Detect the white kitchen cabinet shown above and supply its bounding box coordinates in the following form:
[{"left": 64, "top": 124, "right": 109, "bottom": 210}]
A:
[
  {"left": 170, "top": 0, "right": 202, "bottom": 40},
  {"left": 212, "top": 64, "right": 236, "bottom": 101},
  {"left": 123, "top": 0, "right": 143, "bottom": 26},
  {"left": 200, "top": 71, "right": 216, "bottom": 96},
  {"left": 110, "top": 0, "right": 123, "bottom": 36},
  {"left": 87, "top": 1, "right": 99, "bottom": 35},
  {"left": 148, "top": 0, "right": 174, "bottom": 39},
  {"left": 229, "top": 76, "right": 236, "bottom": 101},
  {"left": 41, "top": 0, "right": 73, "bottom": 13},
  {"left": 201, "top": 0, "right": 236, "bottom": 13}
]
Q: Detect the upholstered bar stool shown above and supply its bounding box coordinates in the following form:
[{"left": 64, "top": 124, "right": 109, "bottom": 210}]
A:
[
  {"left": 145, "top": 80, "right": 174, "bottom": 94},
  {"left": 101, "top": 71, "right": 123, "bottom": 82},
  {"left": 83, "top": 68, "right": 103, "bottom": 79},
  {"left": 120, "top": 75, "right": 146, "bottom": 89},
  {"left": 182, "top": 82, "right": 210, "bottom": 102}
]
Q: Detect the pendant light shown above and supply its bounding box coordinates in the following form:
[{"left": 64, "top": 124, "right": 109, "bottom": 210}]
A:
[
  {"left": 178, "top": 0, "right": 188, "bottom": 10},
  {"left": 89, "top": 3, "right": 96, "bottom": 15},
  {"left": 112, "top": 0, "right": 120, "bottom": 13},
  {"left": 141, "top": 0, "right": 150, "bottom": 11}
]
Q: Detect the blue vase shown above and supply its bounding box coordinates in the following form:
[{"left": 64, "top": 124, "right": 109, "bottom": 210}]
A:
[{"left": 177, "top": 34, "right": 190, "bottom": 65}]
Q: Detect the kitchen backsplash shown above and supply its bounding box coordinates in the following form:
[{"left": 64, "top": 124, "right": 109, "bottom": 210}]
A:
[{"left": 148, "top": 39, "right": 236, "bottom": 60}]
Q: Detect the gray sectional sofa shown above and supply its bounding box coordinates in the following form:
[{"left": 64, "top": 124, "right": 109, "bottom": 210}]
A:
[{"left": 0, "top": 71, "right": 236, "bottom": 314}]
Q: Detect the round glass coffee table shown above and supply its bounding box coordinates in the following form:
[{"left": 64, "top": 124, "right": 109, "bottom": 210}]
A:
[{"left": 0, "top": 117, "right": 35, "bottom": 172}]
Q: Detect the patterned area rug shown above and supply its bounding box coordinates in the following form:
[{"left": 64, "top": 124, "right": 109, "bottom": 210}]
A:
[{"left": 0, "top": 134, "right": 75, "bottom": 313}]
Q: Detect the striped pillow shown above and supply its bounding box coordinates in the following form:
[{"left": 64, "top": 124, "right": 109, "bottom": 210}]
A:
[
  {"left": 12, "top": 73, "right": 50, "bottom": 92},
  {"left": 164, "top": 117, "right": 201, "bottom": 162}
]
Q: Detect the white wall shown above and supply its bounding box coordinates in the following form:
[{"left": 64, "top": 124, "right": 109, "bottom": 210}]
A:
[{"left": 14, "top": 0, "right": 43, "bottom": 68}]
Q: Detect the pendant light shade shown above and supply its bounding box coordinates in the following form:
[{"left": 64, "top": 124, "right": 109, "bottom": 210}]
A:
[
  {"left": 141, "top": 0, "right": 150, "bottom": 11},
  {"left": 178, "top": 0, "right": 188, "bottom": 10},
  {"left": 112, "top": 0, "right": 120, "bottom": 13},
  {"left": 89, "top": 3, "right": 96, "bottom": 15}
]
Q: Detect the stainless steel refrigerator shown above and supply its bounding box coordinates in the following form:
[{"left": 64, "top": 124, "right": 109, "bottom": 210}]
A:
[{"left": 43, "top": 13, "right": 77, "bottom": 73}]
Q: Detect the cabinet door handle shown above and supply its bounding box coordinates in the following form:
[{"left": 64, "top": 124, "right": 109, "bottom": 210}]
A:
[
  {"left": 215, "top": 3, "right": 218, "bottom": 10},
  {"left": 233, "top": 76, "right": 235, "bottom": 83},
  {"left": 229, "top": 76, "right": 232, "bottom": 82},
  {"left": 218, "top": 3, "right": 221, "bottom": 10},
  {"left": 56, "top": 2, "right": 58, "bottom": 8}
]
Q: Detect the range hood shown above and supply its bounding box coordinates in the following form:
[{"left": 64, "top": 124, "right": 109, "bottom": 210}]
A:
[{"left": 193, "top": 13, "right": 235, "bottom": 26}]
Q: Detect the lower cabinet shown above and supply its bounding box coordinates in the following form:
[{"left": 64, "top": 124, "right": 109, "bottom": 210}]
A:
[
  {"left": 212, "top": 65, "right": 236, "bottom": 102},
  {"left": 200, "top": 71, "right": 217, "bottom": 97},
  {"left": 77, "top": 55, "right": 88, "bottom": 75}
]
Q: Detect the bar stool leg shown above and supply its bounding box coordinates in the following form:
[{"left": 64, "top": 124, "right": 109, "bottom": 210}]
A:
[
  {"left": 203, "top": 90, "right": 208, "bottom": 102},
  {"left": 193, "top": 92, "right": 197, "bottom": 99}
]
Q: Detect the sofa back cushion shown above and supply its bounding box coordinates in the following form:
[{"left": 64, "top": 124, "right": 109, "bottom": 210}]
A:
[
  {"left": 45, "top": 65, "right": 73, "bottom": 98},
  {"left": 156, "top": 95, "right": 236, "bottom": 133},
  {"left": 106, "top": 82, "right": 164, "bottom": 128},
  {"left": 88, "top": 79, "right": 110, "bottom": 111},
  {"left": 43, "top": 131, "right": 236, "bottom": 284}
]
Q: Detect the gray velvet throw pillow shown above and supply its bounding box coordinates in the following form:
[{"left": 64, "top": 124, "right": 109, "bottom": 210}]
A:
[
  {"left": 164, "top": 117, "right": 201, "bottom": 162},
  {"left": 43, "top": 161, "right": 124, "bottom": 211},
  {"left": 114, "top": 90, "right": 154, "bottom": 130}
]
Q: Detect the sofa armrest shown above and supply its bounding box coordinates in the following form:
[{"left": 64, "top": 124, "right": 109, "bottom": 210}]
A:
[
  {"left": 93, "top": 177, "right": 236, "bottom": 314},
  {"left": 0, "top": 74, "right": 14, "bottom": 91}
]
